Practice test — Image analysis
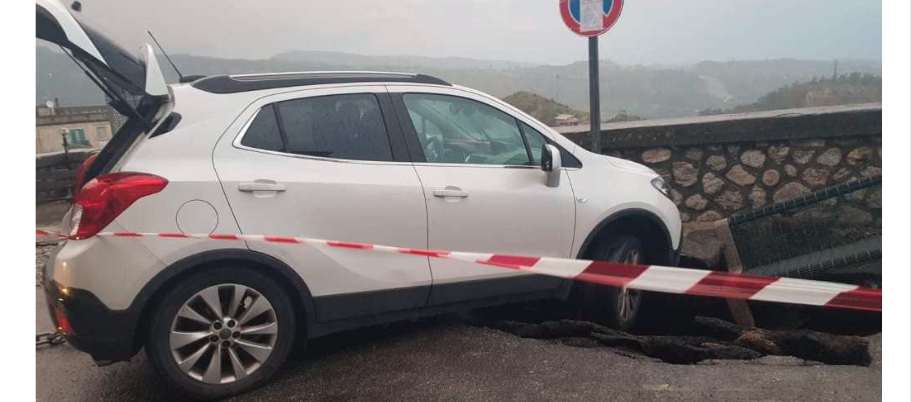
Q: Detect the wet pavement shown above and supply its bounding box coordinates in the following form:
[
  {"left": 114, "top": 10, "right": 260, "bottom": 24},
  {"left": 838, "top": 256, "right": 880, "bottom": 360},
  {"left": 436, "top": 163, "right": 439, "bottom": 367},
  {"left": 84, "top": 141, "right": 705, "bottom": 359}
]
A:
[{"left": 37, "top": 287, "right": 881, "bottom": 402}]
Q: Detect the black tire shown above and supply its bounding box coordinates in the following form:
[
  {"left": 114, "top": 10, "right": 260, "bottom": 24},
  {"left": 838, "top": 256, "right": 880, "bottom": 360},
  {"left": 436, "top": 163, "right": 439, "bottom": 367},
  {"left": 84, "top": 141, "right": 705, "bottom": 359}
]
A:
[
  {"left": 577, "top": 235, "right": 645, "bottom": 332},
  {"left": 145, "top": 267, "right": 297, "bottom": 400}
]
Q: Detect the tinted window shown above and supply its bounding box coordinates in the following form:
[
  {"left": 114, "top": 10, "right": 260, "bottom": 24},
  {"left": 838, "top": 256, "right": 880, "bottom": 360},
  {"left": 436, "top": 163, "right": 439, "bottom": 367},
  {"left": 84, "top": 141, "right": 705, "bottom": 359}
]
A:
[
  {"left": 277, "top": 94, "right": 392, "bottom": 161},
  {"left": 241, "top": 105, "right": 283, "bottom": 152},
  {"left": 403, "top": 94, "right": 530, "bottom": 166}
]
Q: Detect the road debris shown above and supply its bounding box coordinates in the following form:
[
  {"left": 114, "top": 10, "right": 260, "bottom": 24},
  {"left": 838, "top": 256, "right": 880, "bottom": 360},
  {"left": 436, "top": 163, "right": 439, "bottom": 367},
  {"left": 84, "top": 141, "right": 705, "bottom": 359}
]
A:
[
  {"left": 477, "top": 316, "right": 871, "bottom": 366},
  {"left": 37, "top": 331, "right": 66, "bottom": 347}
]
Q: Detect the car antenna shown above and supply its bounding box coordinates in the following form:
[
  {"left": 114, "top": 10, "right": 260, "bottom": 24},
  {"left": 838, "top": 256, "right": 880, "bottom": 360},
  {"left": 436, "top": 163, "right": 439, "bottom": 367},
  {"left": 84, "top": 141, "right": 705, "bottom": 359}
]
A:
[{"left": 147, "top": 30, "right": 184, "bottom": 81}]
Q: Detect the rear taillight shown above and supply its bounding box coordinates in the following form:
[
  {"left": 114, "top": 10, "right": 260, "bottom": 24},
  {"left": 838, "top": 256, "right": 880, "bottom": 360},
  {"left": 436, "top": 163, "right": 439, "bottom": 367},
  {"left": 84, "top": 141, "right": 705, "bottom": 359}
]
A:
[
  {"left": 73, "top": 153, "right": 99, "bottom": 194},
  {"left": 54, "top": 305, "right": 74, "bottom": 335},
  {"left": 69, "top": 172, "right": 168, "bottom": 240}
]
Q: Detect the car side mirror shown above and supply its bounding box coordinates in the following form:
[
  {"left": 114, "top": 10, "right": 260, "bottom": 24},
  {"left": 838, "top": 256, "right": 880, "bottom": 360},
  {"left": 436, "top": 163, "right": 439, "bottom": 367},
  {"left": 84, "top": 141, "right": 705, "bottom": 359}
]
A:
[{"left": 541, "top": 144, "right": 561, "bottom": 188}]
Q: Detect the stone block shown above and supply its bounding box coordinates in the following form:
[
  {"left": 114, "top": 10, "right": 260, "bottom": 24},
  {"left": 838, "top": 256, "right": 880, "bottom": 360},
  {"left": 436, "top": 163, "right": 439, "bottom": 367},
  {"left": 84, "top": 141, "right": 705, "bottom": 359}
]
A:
[
  {"left": 702, "top": 173, "right": 725, "bottom": 195},
  {"left": 761, "top": 170, "right": 780, "bottom": 187},
  {"left": 673, "top": 162, "right": 699, "bottom": 187},
  {"left": 740, "top": 150, "right": 766, "bottom": 168},
  {"left": 685, "top": 194, "right": 709, "bottom": 211},
  {"left": 685, "top": 148, "right": 704, "bottom": 161},
  {"left": 773, "top": 182, "right": 811, "bottom": 203},
  {"left": 768, "top": 145, "right": 790, "bottom": 164},
  {"left": 816, "top": 148, "right": 842, "bottom": 167},
  {"left": 715, "top": 190, "right": 744, "bottom": 211},
  {"left": 802, "top": 168, "right": 830, "bottom": 188},
  {"left": 642, "top": 148, "right": 672, "bottom": 164},
  {"left": 706, "top": 155, "right": 727, "bottom": 171},
  {"left": 725, "top": 165, "right": 756, "bottom": 186},
  {"left": 784, "top": 164, "right": 798, "bottom": 178},
  {"left": 847, "top": 147, "right": 873, "bottom": 165},
  {"left": 695, "top": 210, "right": 723, "bottom": 222},
  {"left": 792, "top": 149, "right": 815, "bottom": 164}
]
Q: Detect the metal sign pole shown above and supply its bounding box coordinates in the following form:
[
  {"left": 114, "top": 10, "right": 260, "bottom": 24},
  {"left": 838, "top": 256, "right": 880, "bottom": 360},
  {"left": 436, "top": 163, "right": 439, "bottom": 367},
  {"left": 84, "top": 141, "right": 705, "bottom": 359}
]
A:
[{"left": 588, "top": 36, "right": 601, "bottom": 154}]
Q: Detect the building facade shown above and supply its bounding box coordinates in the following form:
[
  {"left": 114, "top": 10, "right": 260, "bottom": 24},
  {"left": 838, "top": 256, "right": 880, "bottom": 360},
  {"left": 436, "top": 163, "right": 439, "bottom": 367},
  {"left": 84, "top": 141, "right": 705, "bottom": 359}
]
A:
[
  {"left": 554, "top": 114, "right": 580, "bottom": 126},
  {"left": 36, "top": 105, "right": 116, "bottom": 154}
]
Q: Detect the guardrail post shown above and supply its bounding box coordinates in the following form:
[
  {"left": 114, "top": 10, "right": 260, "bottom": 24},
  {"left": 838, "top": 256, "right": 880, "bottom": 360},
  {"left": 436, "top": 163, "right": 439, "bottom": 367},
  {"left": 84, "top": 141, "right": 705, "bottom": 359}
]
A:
[{"left": 714, "top": 218, "right": 756, "bottom": 327}]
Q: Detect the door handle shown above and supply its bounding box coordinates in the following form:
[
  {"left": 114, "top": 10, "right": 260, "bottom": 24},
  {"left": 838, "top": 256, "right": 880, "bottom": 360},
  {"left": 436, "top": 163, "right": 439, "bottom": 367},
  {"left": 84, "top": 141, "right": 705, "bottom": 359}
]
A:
[
  {"left": 433, "top": 188, "right": 469, "bottom": 198},
  {"left": 238, "top": 181, "right": 286, "bottom": 192}
]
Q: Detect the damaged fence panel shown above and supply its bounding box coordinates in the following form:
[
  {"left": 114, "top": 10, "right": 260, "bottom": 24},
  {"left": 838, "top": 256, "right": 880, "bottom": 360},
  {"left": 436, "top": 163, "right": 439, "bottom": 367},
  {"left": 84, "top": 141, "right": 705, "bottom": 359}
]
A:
[{"left": 727, "top": 175, "right": 882, "bottom": 283}]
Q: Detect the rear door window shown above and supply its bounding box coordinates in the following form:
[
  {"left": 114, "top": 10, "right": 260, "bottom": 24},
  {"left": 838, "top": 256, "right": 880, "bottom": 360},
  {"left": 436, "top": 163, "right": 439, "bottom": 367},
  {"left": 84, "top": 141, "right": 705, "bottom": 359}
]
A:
[
  {"left": 241, "top": 94, "right": 394, "bottom": 162},
  {"left": 277, "top": 94, "right": 393, "bottom": 161},
  {"left": 240, "top": 104, "right": 283, "bottom": 152}
]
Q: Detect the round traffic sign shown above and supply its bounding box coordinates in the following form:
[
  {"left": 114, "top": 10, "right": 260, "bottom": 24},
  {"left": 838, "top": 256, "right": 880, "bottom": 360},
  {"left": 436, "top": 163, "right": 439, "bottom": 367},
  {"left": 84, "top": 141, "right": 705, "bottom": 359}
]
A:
[{"left": 559, "top": 0, "right": 624, "bottom": 37}]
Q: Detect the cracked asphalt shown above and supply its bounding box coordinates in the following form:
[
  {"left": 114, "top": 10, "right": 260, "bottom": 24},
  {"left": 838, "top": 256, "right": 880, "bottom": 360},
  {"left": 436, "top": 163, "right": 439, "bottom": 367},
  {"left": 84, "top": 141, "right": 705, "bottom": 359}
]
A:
[
  {"left": 35, "top": 236, "right": 881, "bottom": 402},
  {"left": 36, "top": 285, "right": 881, "bottom": 402}
]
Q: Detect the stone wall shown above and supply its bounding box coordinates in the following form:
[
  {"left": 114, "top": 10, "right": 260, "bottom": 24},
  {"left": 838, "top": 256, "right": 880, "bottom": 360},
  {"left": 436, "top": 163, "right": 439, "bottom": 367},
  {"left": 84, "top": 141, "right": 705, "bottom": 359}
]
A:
[
  {"left": 36, "top": 149, "right": 94, "bottom": 202},
  {"left": 607, "top": 136, "right": 880, "bottom": 223},
  {"left": 557, "top": 103, "right": 882, "bottom": 223},
  {"left": 557, "top": 103, "right": 882, "bottom": 266}
]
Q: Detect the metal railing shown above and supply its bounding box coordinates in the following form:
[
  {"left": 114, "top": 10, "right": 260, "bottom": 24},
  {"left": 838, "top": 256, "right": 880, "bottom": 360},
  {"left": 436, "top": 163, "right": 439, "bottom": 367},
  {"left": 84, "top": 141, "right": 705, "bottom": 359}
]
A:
[{"left": 728, "top": 175, "right": 882, "bottom": 281}]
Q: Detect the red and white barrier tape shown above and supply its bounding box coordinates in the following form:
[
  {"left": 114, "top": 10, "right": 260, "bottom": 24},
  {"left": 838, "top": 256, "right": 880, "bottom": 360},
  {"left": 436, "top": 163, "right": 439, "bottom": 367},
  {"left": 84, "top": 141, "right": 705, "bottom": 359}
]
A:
[{"left": 36, "top": 229, "right": 881, "bottom": 312}]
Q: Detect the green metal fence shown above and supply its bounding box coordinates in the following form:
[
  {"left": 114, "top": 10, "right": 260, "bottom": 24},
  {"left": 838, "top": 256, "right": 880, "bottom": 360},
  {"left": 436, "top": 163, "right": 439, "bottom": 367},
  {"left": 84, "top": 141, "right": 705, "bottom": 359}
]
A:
[{"left": 728, "top": 175, "right": 882, "bottom": 281}]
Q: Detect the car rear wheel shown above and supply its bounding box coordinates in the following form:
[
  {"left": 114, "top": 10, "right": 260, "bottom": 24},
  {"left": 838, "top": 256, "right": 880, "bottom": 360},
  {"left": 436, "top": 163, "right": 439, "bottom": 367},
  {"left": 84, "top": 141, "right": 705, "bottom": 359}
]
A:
[
  {"left": 146, "top": 267, "right": 296, "bottom": 400},
  {"left": 578, "top": 235, "right": 645, "bottom": 332}
]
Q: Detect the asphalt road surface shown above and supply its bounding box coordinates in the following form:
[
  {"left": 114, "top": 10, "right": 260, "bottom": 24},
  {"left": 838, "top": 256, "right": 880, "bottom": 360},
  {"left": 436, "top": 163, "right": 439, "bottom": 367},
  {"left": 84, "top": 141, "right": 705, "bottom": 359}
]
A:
[{"left": 36, "top": 288, "right": 881, "bottom": 402}]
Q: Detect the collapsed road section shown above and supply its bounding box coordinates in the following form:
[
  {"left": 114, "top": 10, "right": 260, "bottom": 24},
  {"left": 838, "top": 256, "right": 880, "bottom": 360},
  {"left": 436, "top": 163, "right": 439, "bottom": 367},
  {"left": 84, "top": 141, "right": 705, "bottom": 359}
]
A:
[{"left": 476, "top": 316, "right": 872, "bottom": 366}]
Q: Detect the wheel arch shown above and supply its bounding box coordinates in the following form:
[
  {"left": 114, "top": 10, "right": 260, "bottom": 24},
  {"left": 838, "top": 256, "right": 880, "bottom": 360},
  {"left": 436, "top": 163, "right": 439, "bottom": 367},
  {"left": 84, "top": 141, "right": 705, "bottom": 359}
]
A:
[
  {"left": 129, "top": 248, "right": 316, "bottom": 353},
  {"left": 576, "top": 208, "right": 678, "bottom": 266}
]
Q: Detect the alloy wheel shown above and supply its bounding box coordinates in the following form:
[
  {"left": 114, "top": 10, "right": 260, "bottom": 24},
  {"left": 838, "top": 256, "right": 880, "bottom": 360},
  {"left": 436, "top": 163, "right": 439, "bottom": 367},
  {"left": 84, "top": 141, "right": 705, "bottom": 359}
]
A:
[
  {"left": 169, "top": 284, "right": 279, "bottom": 384},
  {"left": 617, "top": 249, "right": 642, "bottom": 324}
]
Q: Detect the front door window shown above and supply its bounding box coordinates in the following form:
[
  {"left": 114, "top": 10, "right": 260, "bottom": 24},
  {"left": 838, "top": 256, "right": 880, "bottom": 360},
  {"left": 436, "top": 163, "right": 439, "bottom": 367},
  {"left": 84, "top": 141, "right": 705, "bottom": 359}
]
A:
[{"left": 402, "top": 94, "right": 532, "bottom": 166}]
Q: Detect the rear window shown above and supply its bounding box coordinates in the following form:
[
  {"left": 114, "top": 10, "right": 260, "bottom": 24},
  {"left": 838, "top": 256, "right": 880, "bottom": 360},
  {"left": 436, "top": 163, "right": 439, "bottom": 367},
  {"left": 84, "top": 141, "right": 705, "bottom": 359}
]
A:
[
  {"left": 240, "top": 105, "right": 283, "bottom": 152},
  {"left": 241, "top": 94, "right": 393, "bottom": 162}
]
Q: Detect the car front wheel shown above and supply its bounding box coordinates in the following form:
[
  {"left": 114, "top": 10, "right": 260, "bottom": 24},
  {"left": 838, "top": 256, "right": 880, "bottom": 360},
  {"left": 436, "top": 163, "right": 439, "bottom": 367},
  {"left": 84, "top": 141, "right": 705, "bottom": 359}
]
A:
[
  {"left": 578, "top": 235, "right": 645, "bottom": 332},
  {"left": 146, "top": 267, "right": 296, "bottom": 400}
]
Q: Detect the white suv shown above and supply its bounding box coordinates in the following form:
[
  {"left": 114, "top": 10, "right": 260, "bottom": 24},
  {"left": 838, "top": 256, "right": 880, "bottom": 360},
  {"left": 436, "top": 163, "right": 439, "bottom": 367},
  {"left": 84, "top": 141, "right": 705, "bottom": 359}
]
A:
[{"left": 38, "top": 0, "right": 681, "bottom": 398}]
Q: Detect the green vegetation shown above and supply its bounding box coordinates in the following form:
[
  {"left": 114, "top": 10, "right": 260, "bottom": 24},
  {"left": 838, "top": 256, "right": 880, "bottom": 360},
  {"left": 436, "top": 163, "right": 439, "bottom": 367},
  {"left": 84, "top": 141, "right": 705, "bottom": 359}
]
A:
[
  {"left": 502, "top": 91, "right": 588, "bottom": 126},
  {"left": 699, "top": 73, "right": 881, "bottom": 115}
]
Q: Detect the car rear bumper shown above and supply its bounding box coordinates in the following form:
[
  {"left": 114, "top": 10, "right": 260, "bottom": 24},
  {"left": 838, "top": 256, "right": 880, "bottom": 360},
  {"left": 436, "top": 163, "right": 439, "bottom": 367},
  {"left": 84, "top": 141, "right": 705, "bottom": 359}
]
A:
[{"left": 43, "top": 247, "right": 142, "bottom": 365}]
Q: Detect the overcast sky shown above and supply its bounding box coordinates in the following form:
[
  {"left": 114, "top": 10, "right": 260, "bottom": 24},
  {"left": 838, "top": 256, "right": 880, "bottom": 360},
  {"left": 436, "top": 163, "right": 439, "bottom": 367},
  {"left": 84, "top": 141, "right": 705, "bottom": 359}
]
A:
[{"left": 67, "top": 0, "right": 881, "bottom": 65}]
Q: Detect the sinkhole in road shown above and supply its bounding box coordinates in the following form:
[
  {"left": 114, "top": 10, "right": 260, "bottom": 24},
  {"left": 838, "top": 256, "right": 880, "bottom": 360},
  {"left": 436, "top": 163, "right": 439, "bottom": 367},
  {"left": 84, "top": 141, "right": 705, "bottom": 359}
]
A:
[{"left": 463, "top": 293, "right": 879, "bottom": 366}]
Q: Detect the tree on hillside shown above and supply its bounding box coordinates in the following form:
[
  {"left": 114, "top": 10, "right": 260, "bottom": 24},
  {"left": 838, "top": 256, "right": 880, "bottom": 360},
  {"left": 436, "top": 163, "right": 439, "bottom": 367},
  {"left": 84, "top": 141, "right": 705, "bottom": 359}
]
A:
[
  {"left": 502, "top": 91, "right": 589, "bottom": 126},
  {"left": 699, "top": 73, "right": 881, "bottom": 115}
]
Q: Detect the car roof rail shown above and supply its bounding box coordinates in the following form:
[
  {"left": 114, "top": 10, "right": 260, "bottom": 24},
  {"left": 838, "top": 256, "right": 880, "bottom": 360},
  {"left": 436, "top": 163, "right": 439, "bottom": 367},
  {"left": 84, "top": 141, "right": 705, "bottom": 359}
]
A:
[{"left": 191, "top": 71, "right": 451, "bottom": 94}]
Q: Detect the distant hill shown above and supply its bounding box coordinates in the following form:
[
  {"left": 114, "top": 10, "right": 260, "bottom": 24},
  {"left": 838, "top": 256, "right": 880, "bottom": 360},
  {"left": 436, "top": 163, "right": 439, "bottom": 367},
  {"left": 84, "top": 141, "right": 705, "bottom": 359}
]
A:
[
  {"left": 36, "top": 46, "right": 881, "bottom": 119},
  {"left": 37, "top": 47, "right": 107, "bottom": 107},
  {"left": 699, "top": 73, "right": 882, "bottom": 115},
  {"left": 272, "top": 50, "right": 535, "bottom": 70},
  {"left": 690, "top": 59, "right": 881, "bottom": 107},
  {"left": 502, "top": 91, "right": 589, "bottom": 126}
]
